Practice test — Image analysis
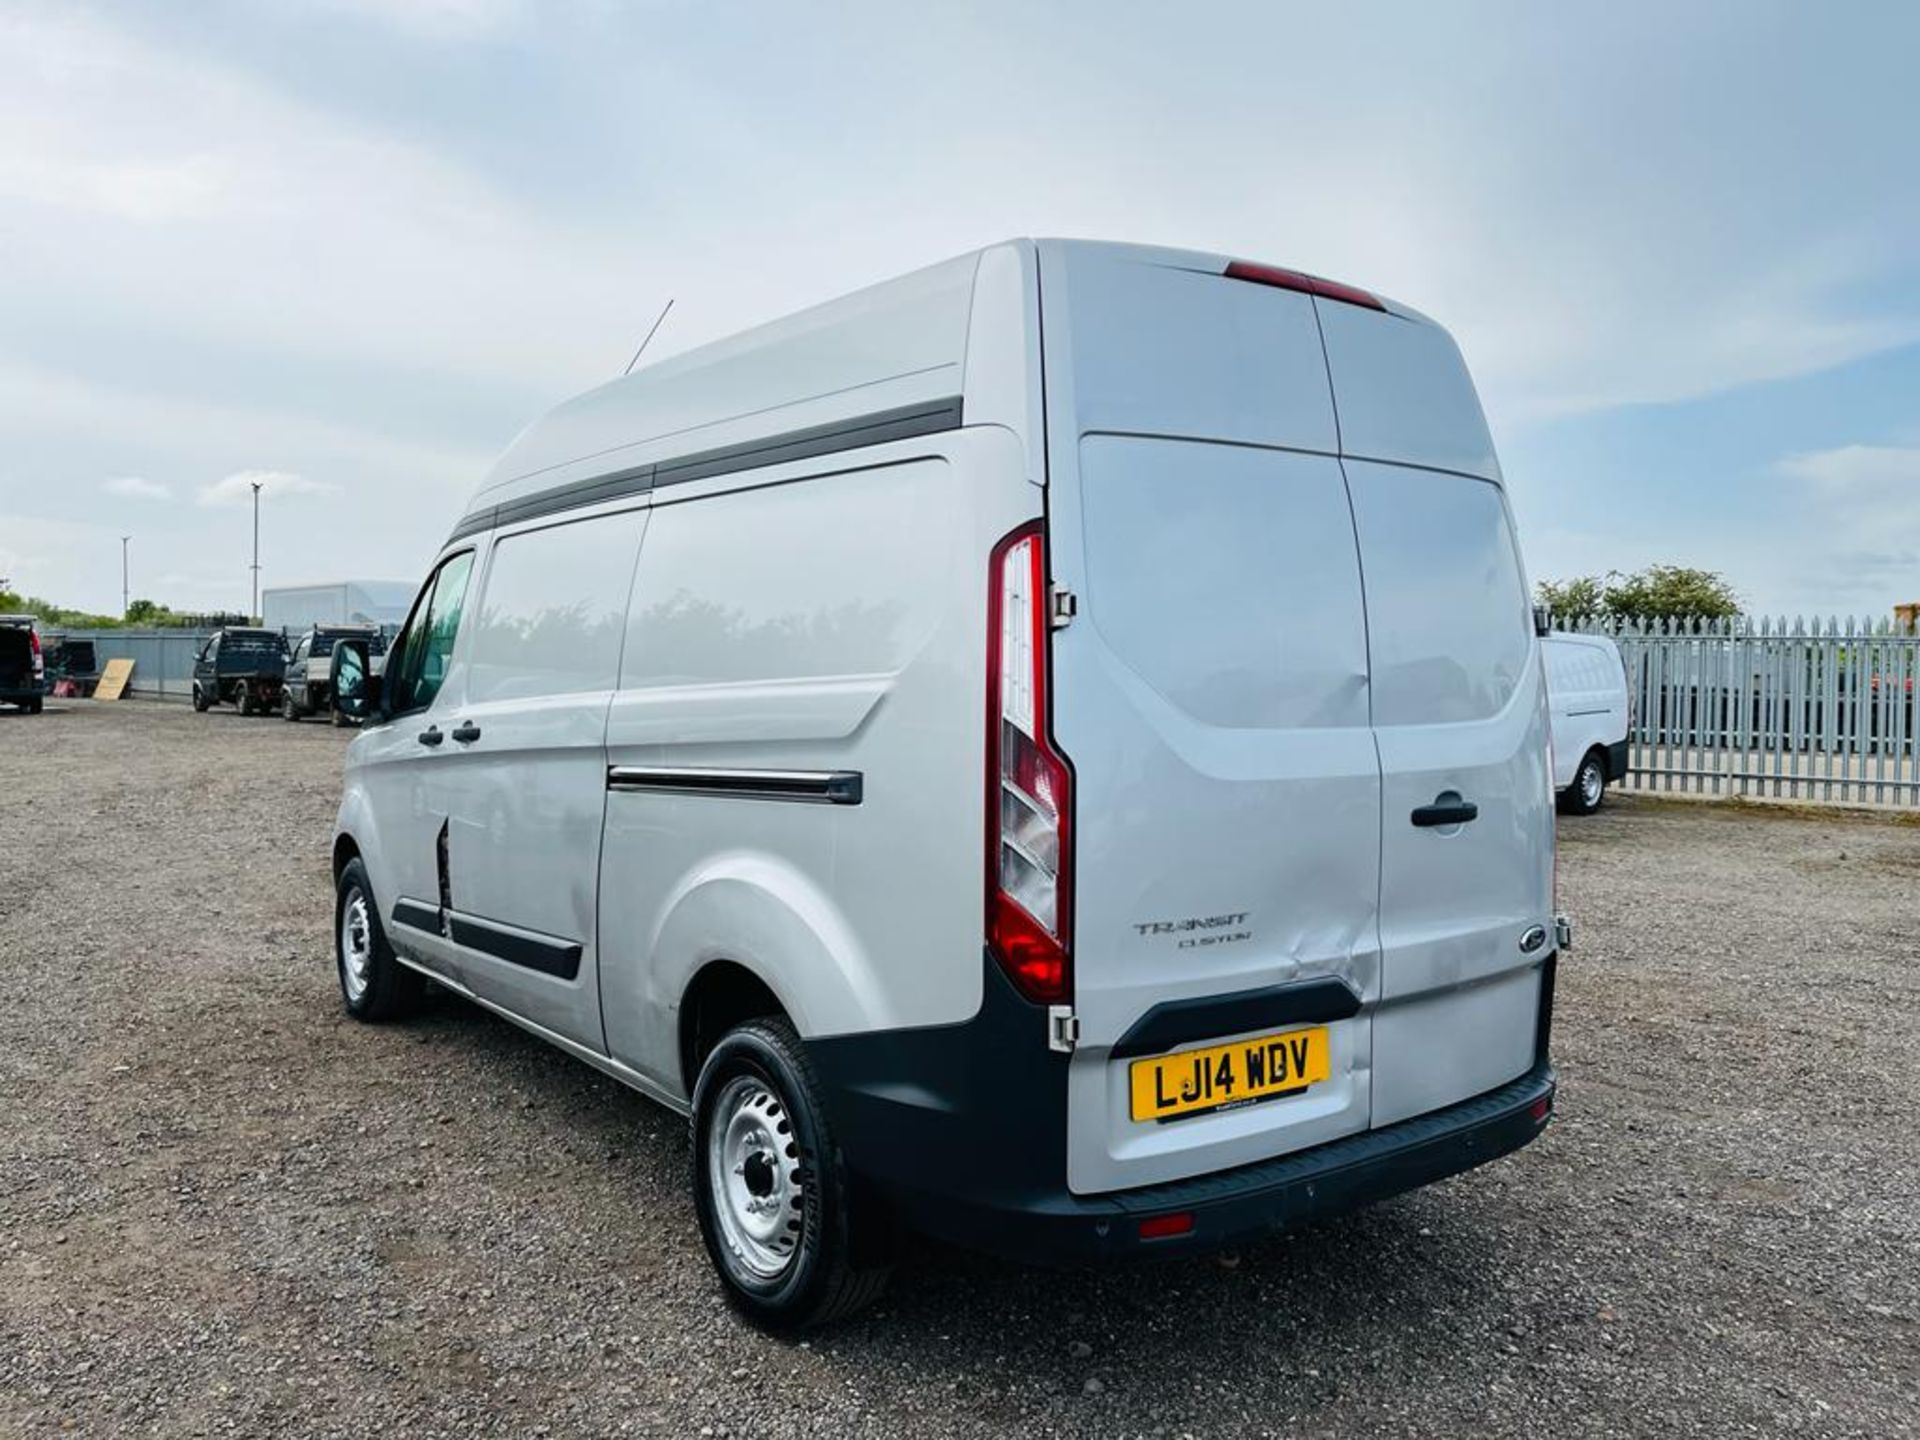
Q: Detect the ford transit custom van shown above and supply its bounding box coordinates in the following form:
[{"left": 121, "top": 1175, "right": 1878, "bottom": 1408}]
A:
[{"left": 328, "top": 239, "right": 1563, "bottom": 1326}]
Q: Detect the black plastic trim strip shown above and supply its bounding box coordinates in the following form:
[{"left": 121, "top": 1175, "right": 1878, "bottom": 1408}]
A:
[
  {"left": 1110, "top": 976, "right": 1363, "bottom": 1061},
  {"left": 390, "top": 899, "right": 442, "bottom": 936},
  {"left": 606, "top": 765, "right": 863, "bottom": 805},
  {"left": 448, "top": 395, "right": 964, "bottom": 542},
  {"left": 448, "top": 912, "right": 583, "bottom": 981}
]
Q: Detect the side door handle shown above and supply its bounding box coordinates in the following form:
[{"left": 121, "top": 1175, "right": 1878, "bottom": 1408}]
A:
[
  {"left": 417, "top": 725, "right": 444, "bottom": 747},
  {"left": 450, "top": 721, "right": 481, "bottom": 744},
  {"left": 1411, "top": 795, "right": 1478, "bottom": 827}
]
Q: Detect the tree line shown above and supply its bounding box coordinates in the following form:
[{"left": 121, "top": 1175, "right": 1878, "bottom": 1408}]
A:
[
  {"left": 0, "top": 590, "right": 243, "bottom": 629},
  {"left": 1534, "top": 564, "right": 1740, "bottom": 623}
]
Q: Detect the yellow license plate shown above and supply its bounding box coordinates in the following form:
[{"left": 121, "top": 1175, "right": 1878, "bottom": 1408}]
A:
[{"left": 1129, "top": 1026, "right": 1331, "bottom": 1123}]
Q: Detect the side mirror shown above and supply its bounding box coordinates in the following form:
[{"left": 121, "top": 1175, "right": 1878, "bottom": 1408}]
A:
[
  {"left": 331, "top": 639, "right": 382, "bottom": 722},
  {"left": 1533, "top": 604, "right": 1552, "bottom": 638}
]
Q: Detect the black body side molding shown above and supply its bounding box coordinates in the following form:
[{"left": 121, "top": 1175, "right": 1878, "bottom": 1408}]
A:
[{"left": 607, "top": 765, "right": 863, "bottom": 806}]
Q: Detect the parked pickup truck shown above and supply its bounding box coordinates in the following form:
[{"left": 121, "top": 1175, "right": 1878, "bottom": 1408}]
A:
[
  {"left": 0, "top": 615, "right": 46, "bottom": 714},
  {"left": 281, "top": 625, "right": 386, "bottom": 723},
  {"left": 191, "top": 628, "right": 290, "bottom": 715}
]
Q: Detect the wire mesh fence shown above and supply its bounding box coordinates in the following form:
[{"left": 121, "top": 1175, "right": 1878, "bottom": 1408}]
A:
[{"left": 1565, "top": 615, "right": 1920, "bottom": 806}]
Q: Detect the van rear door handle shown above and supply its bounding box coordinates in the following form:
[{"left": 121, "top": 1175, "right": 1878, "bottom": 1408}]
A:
[
  {"left": 1411, "top": 796, "right": 1478, "bottom": 827},
  {"left": 450, "top": 722, "right": 481, "bottom": 744},
  {"left": 417, "top": 726, "right": 444, "bottom": 747}
]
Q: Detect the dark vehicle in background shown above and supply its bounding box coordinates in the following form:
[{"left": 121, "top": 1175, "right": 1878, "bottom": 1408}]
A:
[
  {"left": 282, "top": 625, "right": 386, "bottom": 723},
  {"left": 0, "top": 615, "right": 46, "bottom": 713},
  {"left": 44, "top": 635, "right": 100, "bottom": 697},
  {"left": 191, "top": 628, "right": 290, "bottom": 715}
]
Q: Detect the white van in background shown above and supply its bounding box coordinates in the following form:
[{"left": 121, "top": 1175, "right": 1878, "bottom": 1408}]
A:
[
  {"left": 326, "top": 239, "right": 1564, "bottom": 1327},
  {"left": 1545, "top": 632, "right": 1631, "bottom": 813}
]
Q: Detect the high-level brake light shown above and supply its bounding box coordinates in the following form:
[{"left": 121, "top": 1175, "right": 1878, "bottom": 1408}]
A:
[
  {"left": 1223, "top": 259, "right": 1386, "bottom": 312},
  {"left": 986, "top": 520, "right": 1073, "bottom": 1005}
]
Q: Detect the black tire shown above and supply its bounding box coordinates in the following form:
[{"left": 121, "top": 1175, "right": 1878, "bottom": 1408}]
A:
[
  {"left": 26, "top": 697, "right": 42, "bottom": 715},
  {"left": 192, "top": 684, "right": 210, "bottom": 713},
  {"left": 236, "top": 688, "right": 254, "bottom": 716},
  {"left": 1560, "top": 749, "right": 1607, "bottom": 815},
  {"left": 334, "top": 857, "right": 427, "bottom": 1022},
  {"left": 690, "top": 1018, "right": 890, "bottom": 1329},
  {"left": 282, "top": 690, "right": 300, "bottom": 722}
]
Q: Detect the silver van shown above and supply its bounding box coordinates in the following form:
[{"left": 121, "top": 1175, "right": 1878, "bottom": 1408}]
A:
[{"left": 328, "top": 240, "right": 1563, "bottom": 1326}]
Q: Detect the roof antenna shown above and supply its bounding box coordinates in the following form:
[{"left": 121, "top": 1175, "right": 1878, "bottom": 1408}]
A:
[{"left": 623, "top": 298, "right": 675, "bottom": 376}]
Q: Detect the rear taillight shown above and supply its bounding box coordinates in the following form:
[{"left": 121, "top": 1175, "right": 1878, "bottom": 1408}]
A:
[
  {"left": 986, "top": 521, "right": 1073, "bottom": 1004},
  {"left": 1223, "top": 259, "right": 1386, "bottom": 311}
]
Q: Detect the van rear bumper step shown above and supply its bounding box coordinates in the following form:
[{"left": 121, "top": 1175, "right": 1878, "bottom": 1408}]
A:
[{"left": 873, "top": 1059, "right": 1555, "bottom": 1268}]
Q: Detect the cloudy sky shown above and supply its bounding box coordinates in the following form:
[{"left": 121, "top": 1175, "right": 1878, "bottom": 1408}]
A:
[{"left": 2, "top": 0, "right": 1916, "bottom": 618}]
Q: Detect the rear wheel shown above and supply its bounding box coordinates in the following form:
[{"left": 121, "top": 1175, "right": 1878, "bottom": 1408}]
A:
[
  {"left": 1561, "top": 749, "right": 1607, "bottom": 815},
  {"left": 236, "top": 688, "right": 254, "bottom": 716},
  {"left": 25, "top": 697, "right": 42, "bottom": 715},
  {"left": 690, "top": 1018, "right": 889, "bottom": 1328},
  {"left": 334, "top": 857, "right": 426, "bottom": 1021}
]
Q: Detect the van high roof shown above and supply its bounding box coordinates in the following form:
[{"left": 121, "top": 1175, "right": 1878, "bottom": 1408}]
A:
[{"left": 457, "top": 238, "right": 1485, "bottom": 541}]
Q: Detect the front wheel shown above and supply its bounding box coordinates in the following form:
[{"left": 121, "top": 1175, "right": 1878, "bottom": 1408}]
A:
[
  {"left": 192, "top": 684, "right": 210, "bottom": 713},
  {"left": 1560, "top": 749, "right": 1607, "bottom": 815},
  {"left": 690, "top": 1019, "right": 889, "bottom": 1328},
  {"left": 334, "top": 857, "right": 426, "bottom": 1021},
  {"left": 282, "top": 690, "right": 299, "bottom": 721}
]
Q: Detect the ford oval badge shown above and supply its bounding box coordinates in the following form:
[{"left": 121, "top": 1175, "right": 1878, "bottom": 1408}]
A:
[{"left": 1519, "top": 924, "right": 1548, "bottom": 954}]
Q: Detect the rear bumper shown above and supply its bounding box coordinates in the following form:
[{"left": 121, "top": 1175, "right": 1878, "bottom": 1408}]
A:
[
  {"left": 810, "top": 954, "right": 1556, "bottom": 1267},
  {"left": 890, "top": 1060, "right": 1552, "bottom": 1266},
  {"left": 1606, "top": 738, "right": 1630, "bottom": 781},
  {"left": 0, "top": 680, "right": 45, "bottom": 702}
]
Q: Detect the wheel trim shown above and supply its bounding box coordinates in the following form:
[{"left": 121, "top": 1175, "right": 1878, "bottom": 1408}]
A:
[
  {"left": 340, "top": 888, "right": 374, "bottom": 1002},
  {"left": 707, "top": 1075, "right": 804, "bottom": 1281}
]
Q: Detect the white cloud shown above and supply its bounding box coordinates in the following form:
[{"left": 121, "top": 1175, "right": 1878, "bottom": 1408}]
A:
[
  {"left": 290, "top": 0, "right": 526, "bottom": 39},
  {"left": 1776, "top": 445, "right": 1920, "bottom": 495},
  {"left": 197, "top": 470, "right": 336, "bottom": 508},
  {"left": 102, "top": 475, "right": 174, "bottom": 501}
]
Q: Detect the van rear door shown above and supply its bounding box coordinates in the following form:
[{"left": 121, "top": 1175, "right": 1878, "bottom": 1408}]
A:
[
  {"left": 1316, "top": 299, "right": 1554, "bottom": 1128},
  {"left": 1038, "top": 244, "right": 1381, "bottom": 1195}
]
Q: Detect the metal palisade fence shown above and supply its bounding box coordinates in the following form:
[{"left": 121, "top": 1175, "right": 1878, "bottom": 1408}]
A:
[{"left": 1564, "top": 615, "right": 1920, "bottom": 807}]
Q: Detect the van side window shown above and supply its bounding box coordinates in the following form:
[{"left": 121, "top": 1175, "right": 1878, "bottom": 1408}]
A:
[
  {"left": 387, "top": 551, "right": 475, "bottom": 715},
  {"left": 465, "top": 513, "right": 642, "bottom": 705}
]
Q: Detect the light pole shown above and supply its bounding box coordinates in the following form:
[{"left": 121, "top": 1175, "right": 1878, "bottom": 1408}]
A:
[
  {"left": 250, "top": 480, "right": 263, "bottom": 622},
  {"left": 121, "top": 535, "right": 131, "bottom": 619}
]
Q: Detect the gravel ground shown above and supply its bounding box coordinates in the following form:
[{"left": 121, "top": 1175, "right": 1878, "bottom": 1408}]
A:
[{"left": 2, "top": 700, "right": 1916, "bottom": 1438}]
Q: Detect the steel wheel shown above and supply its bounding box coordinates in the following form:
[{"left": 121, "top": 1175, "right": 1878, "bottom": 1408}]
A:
[
  {"left": 705, "top": 1074, "right": 805, "bottom": 1281},
  {"left": 1579, "top": 757, "right": 1604, "bottom": 808},
  {"left": 339, "top": 885, "right": 374, "bottom": 1004}
]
